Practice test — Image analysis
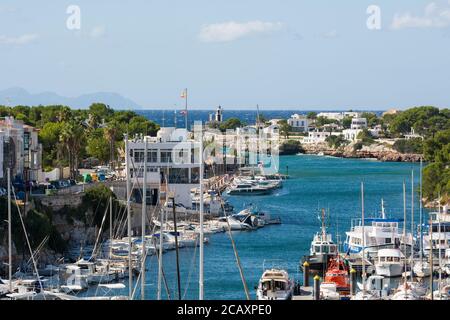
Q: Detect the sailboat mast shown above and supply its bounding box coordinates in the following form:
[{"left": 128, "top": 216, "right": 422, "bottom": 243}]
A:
[
  {"left": 157, "top": 167, "right": 169, "bottom": 300},
  {"left": 321, "top": 208, "right": 326, "bottom": 240},
  {"left": 185, "top": 88, "right": 188, "bottom": 130},
  {"left": 419, "top": 158, "right": 423, "bottom": 263},
  {"left": 403, "top": 181, "right": 407, "bottom": 286},
  {"left": 361, "top": 182, "right": 366, "bottom": 295},
  {"left": 411, "top": 170, "right": 414, "bottom": 283},
  {"left": 199, "top": 124, "right": 205, "bottom": 300},
  {"left": 141, "top": 136, "right": 148, "bottom": 300},
  {"left": 7, "top": 168, "right": 12, "bottom": 293},
  {"left": 109, "top": 194, "right": 113, "bottom": 260},
  {"left": 172, "top": 196, "right": 182, "bottom": 300},
  {"left": 125, "top": 134, "right": 133, "bottom": 299},
  {"left": 438, "top": 194, "right": 442, "bottom": 299}
]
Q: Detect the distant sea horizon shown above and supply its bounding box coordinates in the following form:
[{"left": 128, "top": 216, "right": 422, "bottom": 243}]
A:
[{"left": 136, "top": 109, "right": 384, "bottom": 128}]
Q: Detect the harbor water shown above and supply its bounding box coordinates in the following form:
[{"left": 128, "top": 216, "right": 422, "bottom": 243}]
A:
[{"left": 82, "top": 154, "right": 422, "bottom": 300}]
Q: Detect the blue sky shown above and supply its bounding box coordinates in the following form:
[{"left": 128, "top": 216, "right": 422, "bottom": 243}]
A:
[{"left": 1, "top": 0, "right": 450, "bottom": 110}]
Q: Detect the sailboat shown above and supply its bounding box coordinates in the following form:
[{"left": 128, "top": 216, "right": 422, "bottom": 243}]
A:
[
  {"left": 351, "top": 182, "right": 378, "bottom": 301},
  {"left": 414, "top": 159, "right": 431, "bottom": 278},
  {"left": 391, "top": 179, "right": 419, "bottom": 300}
]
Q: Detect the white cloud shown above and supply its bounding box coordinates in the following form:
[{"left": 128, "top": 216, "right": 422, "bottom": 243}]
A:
[
  {"left": 198, "top": 21, "right": 284, "bottom": 43},
  {"left": 0, "top": 34, "right": 39, "bottom": 45},
  {"left": 392, "top": 2, "right": 450, "bottom": 29},
  {"left": 90, "top": 25, "right": 106, "bottom": 38}
]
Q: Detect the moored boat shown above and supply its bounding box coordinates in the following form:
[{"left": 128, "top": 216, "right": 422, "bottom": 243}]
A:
[{"left": 256, "top": 269, "right": 294, "bottom": 300}]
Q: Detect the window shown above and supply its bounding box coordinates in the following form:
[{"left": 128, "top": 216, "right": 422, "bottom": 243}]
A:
[
  {"left": 385, "top": 238, "right": 392, "bottom": 244},
  {"left": 147, "top": 150, "right": 158, "bottom": 163},
  {"left": 161, "top": 150, "right": 172, "bottom": 163},
  {"left": 169, "top": 168, "right": 189, "bottom": 184},
  {"left": 134, "top": 150, "right": 144, "bottom": 163}
]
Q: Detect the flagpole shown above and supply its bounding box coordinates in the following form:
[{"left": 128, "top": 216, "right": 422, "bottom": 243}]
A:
[{"left": 185, "top": 88, "right": 188, "bottom": 130}]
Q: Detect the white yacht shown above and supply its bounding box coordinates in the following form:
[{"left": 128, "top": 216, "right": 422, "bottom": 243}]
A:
[
  {"left": 217, "top": 215, "right": 254, "bottom": 231},
  {"left": 344, "top": 201, "right": 412, "bottom": 257},
  {"left": 256, "top": 269, "right": 294, "bottom": 300},
  {"left": 375, "top": 248, "right": 405, "bottom": 277},
  {"left": 226, "top": 181, "right": 273, "bottom": 196}
]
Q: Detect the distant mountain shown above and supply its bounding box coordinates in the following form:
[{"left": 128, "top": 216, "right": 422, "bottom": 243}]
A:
[{"left": 0, "top": 87, "right": 142, "bottom": 109}]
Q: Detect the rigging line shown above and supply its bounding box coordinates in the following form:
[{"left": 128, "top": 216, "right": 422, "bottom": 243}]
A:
[
  {"left": 89, "top": 199, "right": 110, "bottom": 261},
  {"left": 26, "top": 235, "right": 49, "bottom": 268},
  {"left": 11, "top": 186, "right": 45, "bottom": 298},
  {"left": 218, "top": 194, "right": 251, "bottom": 300},
  {"left": 132, "top": 204, "right": 161, "bottom": 300},
  {"left": 152, "top": 234, "right": 172, "bottom": 300},
  {"left": 182, "top": 236, "right": 199, "bottom": 299},
  {"left": 115, "top": 201, "right": 130, "bottom": 239}
]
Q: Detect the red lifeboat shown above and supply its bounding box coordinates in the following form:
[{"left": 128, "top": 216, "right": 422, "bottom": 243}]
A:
[{"left": 323, "top": 257, "right": 350, "bottom": 294}]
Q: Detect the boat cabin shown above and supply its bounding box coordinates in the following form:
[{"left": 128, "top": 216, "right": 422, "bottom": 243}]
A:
[
  {"left": 259, "top": 270, "right": 290, "bottom": 291},
  {"left": 310, "top": 233, "right": 337, "bottom": 256},
  {"left": 377, "top": 249, "right": 404, "bottom": 264}
]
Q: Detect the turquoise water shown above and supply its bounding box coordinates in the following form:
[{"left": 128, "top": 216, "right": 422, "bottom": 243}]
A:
[{"left": 86, "top": 155, "right": 422, "bottom": 300}]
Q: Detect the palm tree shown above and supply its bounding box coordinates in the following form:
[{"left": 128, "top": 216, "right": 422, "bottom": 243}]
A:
[
  {"left": 60, "top": 121, "right": 85, "bottom": 179},
  {"left": 104, "top": 120, "right": 118, "bottom": 170},
  {"left": 57, "top": 106, "right": 71, "bottom": 122}
]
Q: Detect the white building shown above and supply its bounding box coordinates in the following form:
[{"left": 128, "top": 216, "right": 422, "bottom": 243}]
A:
[
  {"left": 127, "top": 127, "right": 201, "bottom": 207},
  {"left": 404, "top": 127, "right": 423, "bottom": 140},
  {"left": 343, "top": 129, "right": 362, "bottom": 142},
  {"left": 302, "top": 131, "right": 340, "bottom": 144},
  {"left": 0, "top": 117, "right": 42, "bottom": 182},
  {"left": 288, "top": 114, "right": 309, "bottom": 132},
  {"left": 268, "top": 119, "right": 283, "bottom": 126},
  {"left": 350, "top": 118, "right": 367, "bottom": 130},
  {"left": 317, "top": 111, "right": 362, "bottom": 121}
]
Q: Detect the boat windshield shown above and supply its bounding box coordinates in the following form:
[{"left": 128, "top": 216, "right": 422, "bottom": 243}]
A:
[{"left": 262, "top": 280, "right": 287, "bottom": 291}]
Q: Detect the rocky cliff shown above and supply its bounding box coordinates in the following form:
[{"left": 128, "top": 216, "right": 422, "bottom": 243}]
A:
[{"left": 302, "top": 142, "right": 422, "bottom": 162}]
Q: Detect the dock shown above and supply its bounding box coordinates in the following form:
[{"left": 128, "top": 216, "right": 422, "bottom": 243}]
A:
[{"left": 292, "top": 286, "right": 314, "bottom": 300}]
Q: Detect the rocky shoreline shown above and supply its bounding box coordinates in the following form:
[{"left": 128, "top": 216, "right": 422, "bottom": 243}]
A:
[{"left": 301, "top": 142, "right": 422, "bottom": 162}]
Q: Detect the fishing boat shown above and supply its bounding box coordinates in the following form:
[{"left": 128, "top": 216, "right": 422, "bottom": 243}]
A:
[
  {"left": 375, "top": 248, "right": 405, "bottom": 277},
  {"left": 256, "top": 269, "right": 294, "bottom": 300},
  {"left": 301, "top": 209, "right": 338, "bottom": 273}
]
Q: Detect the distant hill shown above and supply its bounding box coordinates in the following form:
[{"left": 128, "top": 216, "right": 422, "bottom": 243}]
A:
[{"left": 0, "top": 87, "right": 142, "bottom": 109}]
